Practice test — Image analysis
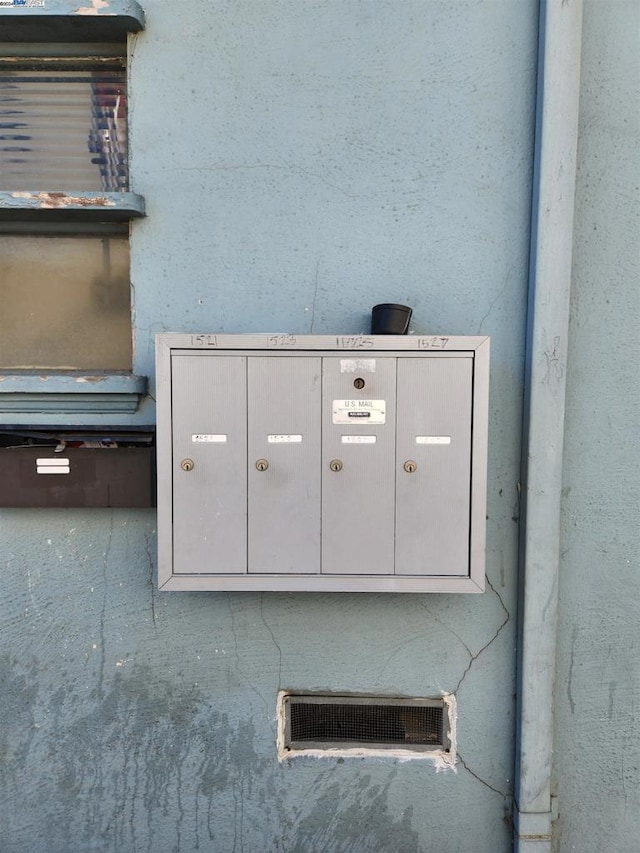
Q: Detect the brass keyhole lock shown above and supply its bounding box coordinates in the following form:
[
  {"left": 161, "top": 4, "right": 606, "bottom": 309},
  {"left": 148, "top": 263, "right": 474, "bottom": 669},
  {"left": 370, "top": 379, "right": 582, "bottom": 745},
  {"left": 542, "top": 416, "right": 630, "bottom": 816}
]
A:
[
  {"left": 181, "top": 458, "right": 194, "bottom": 472},
  {"left": 329, "top": 459, "right": 343, "bottom": 472},
  {"left": 256, "top": 459, "right": 269, "bottom": 472},
  {"left": 404, "top": 460, "right": 417, "bottom": 473}
]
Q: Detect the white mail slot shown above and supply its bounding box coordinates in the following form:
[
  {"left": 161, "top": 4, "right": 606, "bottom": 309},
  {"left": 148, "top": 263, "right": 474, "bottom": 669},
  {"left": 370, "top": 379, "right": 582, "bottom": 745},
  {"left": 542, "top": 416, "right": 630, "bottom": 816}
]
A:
[
  {"left": 416, "top": 436, "right": 451, "bottom": 445},
  {"left": 36, "top": 458, "right": 70, "bottom": 475}
]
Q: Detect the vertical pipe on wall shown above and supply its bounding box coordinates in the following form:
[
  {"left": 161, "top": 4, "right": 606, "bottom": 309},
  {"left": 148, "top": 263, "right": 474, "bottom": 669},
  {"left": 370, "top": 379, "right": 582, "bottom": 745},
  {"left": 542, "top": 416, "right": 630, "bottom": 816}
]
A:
[{"left": 514, "top": 1, "right": 583, "bottom": 851}]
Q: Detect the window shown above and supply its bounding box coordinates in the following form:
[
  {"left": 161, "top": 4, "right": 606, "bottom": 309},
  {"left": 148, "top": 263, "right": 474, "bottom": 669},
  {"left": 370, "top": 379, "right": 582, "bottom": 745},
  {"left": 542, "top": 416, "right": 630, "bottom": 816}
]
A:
[
  {"left": 0, "top": 60, "right": 128, "bottom": 191},
  {"left": 0, "top": 233, "right": 131, "bottom": 370},
  {"left": 0, "top": 46, "right": 133, "bottom": 372},
  {"left": 0, "top": 2, "right": 145, "bottom": 415}
]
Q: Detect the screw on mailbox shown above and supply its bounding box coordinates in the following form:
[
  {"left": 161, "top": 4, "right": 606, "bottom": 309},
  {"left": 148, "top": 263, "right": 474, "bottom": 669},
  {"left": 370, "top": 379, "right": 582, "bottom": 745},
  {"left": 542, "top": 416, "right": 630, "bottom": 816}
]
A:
[
  {"left": 404, "top": 460, "right": 417, "bottom": 473},
  {"left": 329, "top": 459, "right": 343, "bottom": 472},
  {"left": 181, "top": 458, "right": 194, "bottom": 472},
  {"left": 256, "top": 459, "right": 269, "bottom": 471}
]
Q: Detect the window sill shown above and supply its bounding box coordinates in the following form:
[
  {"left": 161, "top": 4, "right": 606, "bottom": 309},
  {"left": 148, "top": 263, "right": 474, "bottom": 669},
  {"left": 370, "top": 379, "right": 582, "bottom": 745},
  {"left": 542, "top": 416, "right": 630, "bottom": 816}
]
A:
[
  {"left": 0, "top": 0, "right": 145, "bottom": 41},
  {"left": 0, "top": 373, "right": 147, "bottom": 414},
  {"left": 0, "top": 191, "right": 145, "bottom": 223}
]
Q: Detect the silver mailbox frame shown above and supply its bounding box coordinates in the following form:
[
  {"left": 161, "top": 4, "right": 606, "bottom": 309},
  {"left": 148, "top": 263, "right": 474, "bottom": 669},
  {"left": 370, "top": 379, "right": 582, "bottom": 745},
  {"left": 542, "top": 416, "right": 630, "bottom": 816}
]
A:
[{"left": 156, "top": 333, "right": 489, "bottom": 593}]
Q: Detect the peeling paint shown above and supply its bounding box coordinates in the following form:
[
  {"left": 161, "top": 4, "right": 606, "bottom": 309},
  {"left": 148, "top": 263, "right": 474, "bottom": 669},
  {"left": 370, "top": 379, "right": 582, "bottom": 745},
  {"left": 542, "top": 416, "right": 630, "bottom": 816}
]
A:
[
  {"left": 10, "top": 192, "right": 116, "bottom": 208},
  {"left": 76, "top": 0, "right": 112, "bottom": 16}
]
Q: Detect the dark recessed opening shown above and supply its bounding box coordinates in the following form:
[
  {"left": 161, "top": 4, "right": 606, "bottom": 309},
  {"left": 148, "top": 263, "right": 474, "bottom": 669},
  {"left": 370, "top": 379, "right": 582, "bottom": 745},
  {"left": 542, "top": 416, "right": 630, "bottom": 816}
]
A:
[{"left": 284, "top": 695, "right": 448, "bottom": 752}]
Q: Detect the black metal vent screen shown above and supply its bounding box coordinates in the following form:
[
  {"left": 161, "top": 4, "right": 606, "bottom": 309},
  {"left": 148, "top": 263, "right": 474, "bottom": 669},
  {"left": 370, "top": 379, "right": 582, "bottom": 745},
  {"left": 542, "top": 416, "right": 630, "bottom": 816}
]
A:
[{"left": 284, "top": 695, "right": 447, "bottom": 752}]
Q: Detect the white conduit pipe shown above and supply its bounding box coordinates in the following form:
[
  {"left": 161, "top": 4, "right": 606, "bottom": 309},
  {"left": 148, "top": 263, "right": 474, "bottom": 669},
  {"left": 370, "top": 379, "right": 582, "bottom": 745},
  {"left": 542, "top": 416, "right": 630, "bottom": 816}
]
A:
[{"left": 514, "top": 1, "right": 583, "bottom": 850}]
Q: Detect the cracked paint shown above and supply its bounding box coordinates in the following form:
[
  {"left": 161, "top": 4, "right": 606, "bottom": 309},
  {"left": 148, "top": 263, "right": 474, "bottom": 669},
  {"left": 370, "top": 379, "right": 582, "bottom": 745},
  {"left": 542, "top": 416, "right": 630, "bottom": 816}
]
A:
[{"left": 542, "top": 335, "right": 565, "bottom": 383}]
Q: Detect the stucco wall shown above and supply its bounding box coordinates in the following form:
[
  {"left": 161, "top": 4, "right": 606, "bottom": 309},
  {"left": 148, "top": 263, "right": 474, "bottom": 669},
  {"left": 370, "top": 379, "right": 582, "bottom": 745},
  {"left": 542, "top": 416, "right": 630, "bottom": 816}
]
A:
[
  {"left": 553, "top": 2, "right": 640, "bottom": 851},
  {"left": 1, "top": 2, "right": 539, "bottom": 851}
]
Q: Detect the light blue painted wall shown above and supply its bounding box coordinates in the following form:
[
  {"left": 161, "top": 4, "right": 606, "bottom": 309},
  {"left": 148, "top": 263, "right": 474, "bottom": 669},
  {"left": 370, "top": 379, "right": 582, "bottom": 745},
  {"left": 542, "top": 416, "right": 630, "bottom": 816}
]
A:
[
  {"left": 1, "top": 2, "right": 539, "bottom": 851},
  {"left": 554, "top": 2, "right": 640, "bottom": 851}
]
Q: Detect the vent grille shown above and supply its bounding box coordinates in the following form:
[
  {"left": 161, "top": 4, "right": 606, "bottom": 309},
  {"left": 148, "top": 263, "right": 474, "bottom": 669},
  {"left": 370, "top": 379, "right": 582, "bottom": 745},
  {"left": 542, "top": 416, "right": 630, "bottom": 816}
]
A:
[{"left": 284, "top": 695, "right": 447, "bottom": 752}]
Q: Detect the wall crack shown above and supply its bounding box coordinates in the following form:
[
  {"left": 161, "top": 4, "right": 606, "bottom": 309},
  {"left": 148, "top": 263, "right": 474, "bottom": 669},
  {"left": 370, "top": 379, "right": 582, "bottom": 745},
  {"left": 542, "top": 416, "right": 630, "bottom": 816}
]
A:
[
  {"left": 145, "top": 531, "right": 157, "bottom": 632},
  {"left": 454, "top": 575, "right": 510, "bottom": 694},
  {"left": 457, "top": 750, "right": 506, "bottom": 797},
  {"left": 97, "top": 511, "right": 114, "bottom": 698},
  {"left": 227, "top": 594, "right": 269, "bottom": 714},
  {"left": 309, "top": 256, "right": 321, "bottom": 333},
  {"left": 418, "top": 600, "right": 473, "bottom": 657},
  {"left": 259, "top": 593, "right": 283, "bottom": 689},
  {"left": 477, "top": 265, "right": 514, "bottom": 334}
]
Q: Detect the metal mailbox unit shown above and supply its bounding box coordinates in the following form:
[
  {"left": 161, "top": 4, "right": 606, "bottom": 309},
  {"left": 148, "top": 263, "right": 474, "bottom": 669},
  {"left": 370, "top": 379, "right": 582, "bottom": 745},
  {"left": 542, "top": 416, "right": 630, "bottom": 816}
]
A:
[{"left": 156, "top": 334, "right": 489, "bottom": 592}]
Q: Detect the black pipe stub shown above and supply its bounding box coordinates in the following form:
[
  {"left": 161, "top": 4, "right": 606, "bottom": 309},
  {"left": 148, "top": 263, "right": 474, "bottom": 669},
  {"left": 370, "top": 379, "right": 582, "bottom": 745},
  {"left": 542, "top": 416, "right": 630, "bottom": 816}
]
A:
[{"left": 370, "top": 303, "right": 413, "bottom": 335}]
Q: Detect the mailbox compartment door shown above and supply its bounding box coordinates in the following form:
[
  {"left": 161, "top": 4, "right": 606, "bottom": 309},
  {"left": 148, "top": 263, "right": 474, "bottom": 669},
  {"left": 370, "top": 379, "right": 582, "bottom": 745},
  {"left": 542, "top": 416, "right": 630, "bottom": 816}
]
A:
[
  {"left": 247, "top": 356, "right": 321, "bottom": 573},
  {"left": 172, "top": 355, "right": 247, "bottom": 574},
  {"left": 321, "top": 356, "right": 396, "bottom": 575},
  {"left": 395, "top": 356, "right": 473, "bottom": 576}
]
